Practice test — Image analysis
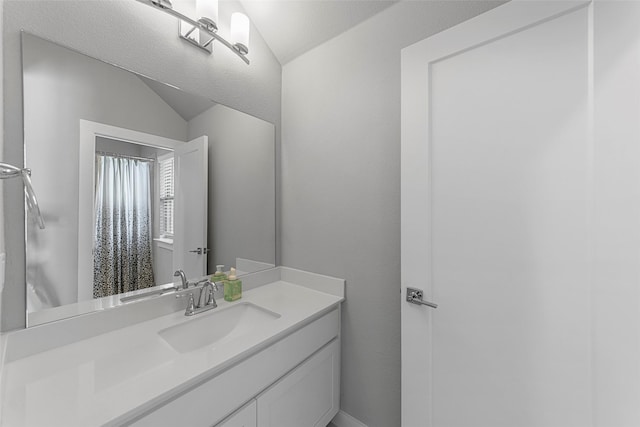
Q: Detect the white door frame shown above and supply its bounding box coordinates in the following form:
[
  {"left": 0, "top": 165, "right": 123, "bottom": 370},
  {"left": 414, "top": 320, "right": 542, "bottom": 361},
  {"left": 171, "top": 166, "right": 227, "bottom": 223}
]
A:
[
  {"left": 78, "top": 120, "right": 182, "bottom": 302},
  {"left": 400, "top": 1, "right": 592, "bottom": 425},
  {"left": 173, "top": 135, "right": 208, "bottom": 279}
]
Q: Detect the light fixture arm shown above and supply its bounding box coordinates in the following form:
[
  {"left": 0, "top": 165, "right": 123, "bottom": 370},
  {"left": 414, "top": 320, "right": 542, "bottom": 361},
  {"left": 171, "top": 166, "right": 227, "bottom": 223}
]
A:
[{"left": 137, "top": 0, "right": 250, "bottom": 65}]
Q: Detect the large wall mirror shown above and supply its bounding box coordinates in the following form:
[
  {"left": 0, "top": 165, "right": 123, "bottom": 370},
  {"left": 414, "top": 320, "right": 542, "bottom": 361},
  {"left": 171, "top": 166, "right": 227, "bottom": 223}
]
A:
[{"left": 22, "top": 33, "right": 276, "bottom": 327}]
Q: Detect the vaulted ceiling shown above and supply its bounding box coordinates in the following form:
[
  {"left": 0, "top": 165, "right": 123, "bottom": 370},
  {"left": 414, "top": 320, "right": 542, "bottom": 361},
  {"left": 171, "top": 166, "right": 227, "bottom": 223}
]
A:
[
  {"left": 139, "top": 0, "right": 401, "bottom": 117},
  {"left": 239, "top": 0, "right": 398, "bottom": 64}
]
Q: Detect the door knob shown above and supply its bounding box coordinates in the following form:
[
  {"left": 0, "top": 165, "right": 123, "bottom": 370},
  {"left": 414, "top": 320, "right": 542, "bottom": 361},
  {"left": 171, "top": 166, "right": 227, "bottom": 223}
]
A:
[
  {"left": 406, "top": 287, "right": 438, "bottom": 309},
  {"left": 188, "top": 248, "right": 211, "bottom": 255}
]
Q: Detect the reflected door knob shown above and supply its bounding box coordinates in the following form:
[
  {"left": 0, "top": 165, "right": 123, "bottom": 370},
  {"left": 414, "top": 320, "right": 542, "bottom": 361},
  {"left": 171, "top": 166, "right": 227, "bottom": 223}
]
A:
[{"left": 188, "top": 248, "right": 210, "bottom": 255}]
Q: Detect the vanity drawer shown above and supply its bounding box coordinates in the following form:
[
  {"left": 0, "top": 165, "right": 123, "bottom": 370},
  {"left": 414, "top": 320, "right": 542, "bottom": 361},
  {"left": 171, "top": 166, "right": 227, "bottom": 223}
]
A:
[{"left": 126, "top": 307, "right": 340, "bottom": 427}]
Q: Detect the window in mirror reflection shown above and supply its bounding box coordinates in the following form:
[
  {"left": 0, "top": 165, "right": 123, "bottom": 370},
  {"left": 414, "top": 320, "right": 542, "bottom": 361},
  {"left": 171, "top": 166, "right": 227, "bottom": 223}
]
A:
[{"left": 158, "top": 154, "right": 175, "bottom": 239}]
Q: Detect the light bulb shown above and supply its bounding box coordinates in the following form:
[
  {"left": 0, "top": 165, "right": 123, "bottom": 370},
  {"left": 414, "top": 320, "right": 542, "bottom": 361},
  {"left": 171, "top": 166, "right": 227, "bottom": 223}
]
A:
[
  {"left": 230, "top": 12, "right": 250, "bottom": 55},
  {"left": 197, "top": 0, "right": 218, "bottom": 31}
]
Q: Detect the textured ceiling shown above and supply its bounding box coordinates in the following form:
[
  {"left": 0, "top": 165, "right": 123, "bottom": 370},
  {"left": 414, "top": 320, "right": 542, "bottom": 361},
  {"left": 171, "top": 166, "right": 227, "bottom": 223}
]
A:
[{"left": 239, "top": 0, "right": 398, "bottom": 64}]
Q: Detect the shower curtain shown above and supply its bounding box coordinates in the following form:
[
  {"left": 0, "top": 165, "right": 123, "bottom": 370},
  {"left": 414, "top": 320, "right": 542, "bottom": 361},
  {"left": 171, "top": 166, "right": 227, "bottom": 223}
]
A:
[{"left": 93, "top": 154, "right": 155, "bottom": 298}]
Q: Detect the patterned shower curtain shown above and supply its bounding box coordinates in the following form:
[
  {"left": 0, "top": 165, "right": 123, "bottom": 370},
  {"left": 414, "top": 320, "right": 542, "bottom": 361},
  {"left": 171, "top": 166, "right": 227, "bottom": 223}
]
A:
[{"left": 93, "top": 154, "right": 155, "bottom": 298}]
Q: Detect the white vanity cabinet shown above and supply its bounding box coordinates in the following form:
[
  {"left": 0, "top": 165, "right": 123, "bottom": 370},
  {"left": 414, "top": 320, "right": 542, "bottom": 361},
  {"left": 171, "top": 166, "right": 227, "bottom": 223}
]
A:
[
  {"left": 129, "top": 307, "right": 340, "bottom": 427},
  {"left": 256, "top": 339, "right": 340, "bottom": 427},
  {"left": 216, "top": 401, "right": 257, "bottom": 427},
  {"left": 1, "top": 271, "right": 345, "bottom": 427},
  {"left": 216, "top": 339, "right": 339, "bottom": 427}
]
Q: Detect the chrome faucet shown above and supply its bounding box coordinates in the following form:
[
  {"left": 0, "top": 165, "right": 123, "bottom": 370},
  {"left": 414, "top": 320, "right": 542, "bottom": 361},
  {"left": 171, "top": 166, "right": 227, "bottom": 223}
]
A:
[
  {"left": 180, "top": 279, "right": 219, "bottom": 316},
  {"left": 195, "top": 278, "right": 219, "bottom": 310},
  {"left": 174, "top": 270, "right": 189, "bottom": 289}
]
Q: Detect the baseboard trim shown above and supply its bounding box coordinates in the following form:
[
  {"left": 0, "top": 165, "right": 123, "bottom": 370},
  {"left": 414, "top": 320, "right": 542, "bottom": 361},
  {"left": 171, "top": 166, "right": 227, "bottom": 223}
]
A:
[{"left": 332, "top": 410, "right": 368, "bottom": 427}]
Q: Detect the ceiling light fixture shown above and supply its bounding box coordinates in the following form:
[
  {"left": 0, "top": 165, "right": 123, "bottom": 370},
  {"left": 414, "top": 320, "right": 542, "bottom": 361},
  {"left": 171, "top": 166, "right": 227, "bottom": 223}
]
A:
[{"left": 138, "top": 0, "right": 250, "bottom": 65}]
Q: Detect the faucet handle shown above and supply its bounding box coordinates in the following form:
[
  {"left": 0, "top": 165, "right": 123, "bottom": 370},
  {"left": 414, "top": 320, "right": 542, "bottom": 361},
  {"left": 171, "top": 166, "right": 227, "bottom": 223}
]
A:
[
  {"left": 185, "top": 292, "right": 196, "bottom": 316},
  {"left": 206, "top": 284, "right": 218, "bottom": 308}
]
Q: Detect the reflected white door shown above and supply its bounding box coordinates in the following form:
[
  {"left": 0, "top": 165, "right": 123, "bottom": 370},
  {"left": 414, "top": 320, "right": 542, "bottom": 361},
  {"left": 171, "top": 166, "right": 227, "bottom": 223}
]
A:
[
  {"left": 174, "top": 135, "right": 208, "bottom": 278},
  {"left": 401, "top": 2, "right": 593, "bottom": 426}
]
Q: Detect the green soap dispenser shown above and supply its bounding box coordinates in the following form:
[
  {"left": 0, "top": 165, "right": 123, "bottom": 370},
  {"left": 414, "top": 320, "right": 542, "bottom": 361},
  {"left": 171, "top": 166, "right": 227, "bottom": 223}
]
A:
[
  {"left": 212, "top": 264, "right": 228, "bottom": 282},
  {"left": 224, "top": 267, "right": 242, "bottom": 302}
]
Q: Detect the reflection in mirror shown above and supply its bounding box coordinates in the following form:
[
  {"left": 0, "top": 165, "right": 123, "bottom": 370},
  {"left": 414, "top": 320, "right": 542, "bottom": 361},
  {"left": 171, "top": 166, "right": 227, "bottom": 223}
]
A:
[
  {"left": 23, "top": 33, "right": 276, "bottom": 327},
  {"left": 93, "top": 138, "right": 174, "bottom": 297}
]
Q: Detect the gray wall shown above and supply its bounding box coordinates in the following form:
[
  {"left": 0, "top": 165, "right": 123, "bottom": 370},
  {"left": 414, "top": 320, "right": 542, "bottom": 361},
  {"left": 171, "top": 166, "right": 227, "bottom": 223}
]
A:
[
  {"left": 23, "top": 34, "right": 187, "bottom": 309},
  {"left": 281, "top": 2, "right": 503, "bottom": 426},
  {"left": 188, "top": 104, "right": 275, "bottom": 273},
  {"left": 2, "top": 0, "right": 281, "bottom": 331}
]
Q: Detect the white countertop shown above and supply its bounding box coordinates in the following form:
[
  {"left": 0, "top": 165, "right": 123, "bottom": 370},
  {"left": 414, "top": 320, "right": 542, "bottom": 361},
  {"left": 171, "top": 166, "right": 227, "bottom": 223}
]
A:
[{"left": 0, "top": 278, "right": 343, "bottom": 427}]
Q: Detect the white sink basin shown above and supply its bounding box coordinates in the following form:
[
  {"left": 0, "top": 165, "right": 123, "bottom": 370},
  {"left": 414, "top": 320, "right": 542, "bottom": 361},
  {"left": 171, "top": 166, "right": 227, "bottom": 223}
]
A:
[{"left": 159, "top": 302, "right": 281, "bottom": 353}]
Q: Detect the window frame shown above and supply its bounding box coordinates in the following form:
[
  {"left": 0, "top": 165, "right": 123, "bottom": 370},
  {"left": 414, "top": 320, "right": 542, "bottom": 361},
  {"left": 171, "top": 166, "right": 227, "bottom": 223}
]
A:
[{"left": 157, "top": 153, "right": 175, "bottom": 239}]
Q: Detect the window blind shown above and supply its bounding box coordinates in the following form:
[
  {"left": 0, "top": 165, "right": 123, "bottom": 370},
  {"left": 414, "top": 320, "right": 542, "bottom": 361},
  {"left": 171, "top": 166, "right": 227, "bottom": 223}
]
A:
[{"left": 159, "top": 156, "right": 174, "bottom": 237}]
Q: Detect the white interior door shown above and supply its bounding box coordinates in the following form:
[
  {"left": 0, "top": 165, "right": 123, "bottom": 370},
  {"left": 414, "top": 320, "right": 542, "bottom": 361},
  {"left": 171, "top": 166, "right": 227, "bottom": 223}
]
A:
[
  {"left": 401, "top": 2, "right": 594, "bottom": 426},
  {"left": 174, "top": 135, "right": 208, "bottom": 279}
]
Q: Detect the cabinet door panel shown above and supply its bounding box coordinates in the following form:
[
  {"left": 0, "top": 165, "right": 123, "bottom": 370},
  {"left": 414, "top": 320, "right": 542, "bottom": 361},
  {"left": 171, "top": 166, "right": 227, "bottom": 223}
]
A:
[
  {"left": 216, "top": 401, "right": 256, "bottom": 427},
  {"left": 257, "top": 339, "right": 339, "bottom": 427}
]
